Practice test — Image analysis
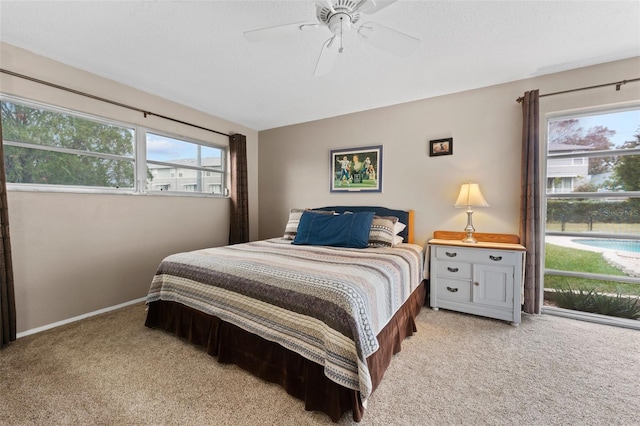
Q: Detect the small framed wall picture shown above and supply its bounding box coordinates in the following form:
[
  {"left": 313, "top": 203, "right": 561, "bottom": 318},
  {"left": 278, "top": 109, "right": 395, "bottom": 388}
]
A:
[{"left": 429, "top": 138, "right": 453, "bottom": 157}]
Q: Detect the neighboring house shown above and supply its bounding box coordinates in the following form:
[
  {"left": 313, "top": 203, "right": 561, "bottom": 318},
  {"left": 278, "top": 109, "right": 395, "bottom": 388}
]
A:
[
  {"left": 148, "top": 157, "right": 224, "bottom": 194},
  {"left": 546, "top": 143, "right": 593, "bottom": 193}
]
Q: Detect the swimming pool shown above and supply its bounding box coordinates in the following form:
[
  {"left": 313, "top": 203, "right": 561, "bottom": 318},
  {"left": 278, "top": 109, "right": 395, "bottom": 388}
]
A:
[{"left": 572, "top": 239, "right": 640, "bottom": 253}]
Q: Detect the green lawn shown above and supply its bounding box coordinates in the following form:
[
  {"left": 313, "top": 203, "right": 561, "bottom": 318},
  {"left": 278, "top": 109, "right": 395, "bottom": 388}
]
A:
[{"left": 544, "top": 243, "right": 640, "bottom": 297}]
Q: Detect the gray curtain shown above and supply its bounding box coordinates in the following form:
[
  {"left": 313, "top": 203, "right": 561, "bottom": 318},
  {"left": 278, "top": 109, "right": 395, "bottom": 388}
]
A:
[
  {"left": 520, "top": 90, "right": 542, "bottom": 314},
  {"left": 0, "top": 116, "right": 17, "bottom": 348},
  {"left": 228, "top": 133, "right": 249, "bottom": 245}
]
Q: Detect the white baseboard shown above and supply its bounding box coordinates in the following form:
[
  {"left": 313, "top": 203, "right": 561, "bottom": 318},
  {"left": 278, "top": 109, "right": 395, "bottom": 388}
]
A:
[{"left": 16, "top": 297, "right": 147, "bottom": 339}]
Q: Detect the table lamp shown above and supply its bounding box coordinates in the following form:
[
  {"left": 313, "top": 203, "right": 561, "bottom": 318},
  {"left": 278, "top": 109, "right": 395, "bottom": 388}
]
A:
[{"left": 454, "top": 182, "right": 489, "bottom": 243}]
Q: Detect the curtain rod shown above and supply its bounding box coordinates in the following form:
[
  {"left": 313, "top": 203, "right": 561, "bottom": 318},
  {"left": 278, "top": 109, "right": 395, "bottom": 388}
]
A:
[
  {"left": 0, "top": 68, "right": 230, "bottom": 137},
  {"left": 516, "top": 77, "right": 640, "bottom": 103}
]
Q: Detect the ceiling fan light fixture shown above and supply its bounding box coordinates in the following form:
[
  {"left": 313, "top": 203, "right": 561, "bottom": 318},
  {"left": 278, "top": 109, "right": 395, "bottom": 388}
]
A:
[
  {"left": 317, "top": 1, "right": 361, "bottom": 26},
  {"left": 328, "top": 13, "right": 352, "bottom": 35}
]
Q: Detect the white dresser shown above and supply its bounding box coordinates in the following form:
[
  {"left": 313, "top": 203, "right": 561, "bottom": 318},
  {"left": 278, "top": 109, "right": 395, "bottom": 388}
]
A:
[{"left": 428, "top": 236, "right": 526, "bottom": 325}]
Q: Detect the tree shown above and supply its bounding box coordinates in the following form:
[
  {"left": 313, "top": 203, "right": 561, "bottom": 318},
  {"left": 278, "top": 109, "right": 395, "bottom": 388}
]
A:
[
  {"left": 612, "top": 134, "right": 640, "bottom": 191},
  {"left": 582, "top": 125, "right": 617, "bottom": 174},
  {"left": 548, "top": 119, "right": 616, "bottom": 175},
  {"left": 548, "top": 119, "right": 582, "bottom": 145},
  {"left": 604, "top": 128, "right": 640, "bottom": 207},
  {"left": 1, "top": 101, "right": 135, "bottom": 187}
]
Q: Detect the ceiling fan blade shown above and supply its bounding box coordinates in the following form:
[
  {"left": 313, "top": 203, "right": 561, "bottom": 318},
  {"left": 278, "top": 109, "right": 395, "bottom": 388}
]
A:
[
  {"left": 357, "top": 22, "right": 419, "bottom": 57},
  {"left": 356, "top": 0, "right": 398, "bottom": 15},
  {"left": 314, "top": 36, "right": 340, "bottom": 77},
  {"left": 244, "top": 22, "right": 318, "bottom": 42}
]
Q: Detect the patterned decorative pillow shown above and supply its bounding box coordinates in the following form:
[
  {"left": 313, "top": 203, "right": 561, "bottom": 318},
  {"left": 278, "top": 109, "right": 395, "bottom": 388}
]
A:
[
  {"left": 368, "top": 215, "right": 399, "bottom": 248},
  {"left": 283, "top": 208, "right": 334, "bottom": 240}
]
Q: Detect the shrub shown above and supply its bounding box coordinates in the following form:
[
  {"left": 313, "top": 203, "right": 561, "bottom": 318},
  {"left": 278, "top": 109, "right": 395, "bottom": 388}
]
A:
[
  {"left": 546, "top": 200, "right": 640, "bottom": 224},
  {"left": 550, "top": 285, "right": 640, "bottom": 320}
]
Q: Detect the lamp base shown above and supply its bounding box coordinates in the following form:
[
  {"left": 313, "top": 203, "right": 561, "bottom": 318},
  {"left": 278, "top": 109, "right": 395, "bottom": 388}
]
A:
[
  {"left": 461, "top": 209, "right": 478, "bottom": 244},
  {"left": 461, "top": 232, "right": 477, "bottom": 244}
]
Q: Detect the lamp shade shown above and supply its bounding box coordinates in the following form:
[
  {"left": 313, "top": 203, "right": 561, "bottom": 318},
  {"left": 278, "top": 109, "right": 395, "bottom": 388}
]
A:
[{"left": 454, "top": 183, "right": 490, "bottom": 208}]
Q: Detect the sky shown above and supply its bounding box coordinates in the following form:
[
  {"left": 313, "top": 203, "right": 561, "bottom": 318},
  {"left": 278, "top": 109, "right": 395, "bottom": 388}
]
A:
[
  {"left": 146, "top": 133, "right": 221, "bottom": 162},
  {"left": 575, "top": 109, "right": 640, "bottom": 148}
]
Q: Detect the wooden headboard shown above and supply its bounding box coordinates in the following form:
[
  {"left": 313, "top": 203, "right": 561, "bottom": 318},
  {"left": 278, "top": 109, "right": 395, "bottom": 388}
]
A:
[{"left": 315, "top": 206, "right": 415, "bottom": 244}]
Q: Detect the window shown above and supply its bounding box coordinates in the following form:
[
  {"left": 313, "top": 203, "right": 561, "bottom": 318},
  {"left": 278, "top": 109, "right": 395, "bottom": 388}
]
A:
[
  {"left": 544, "top": 107, "right": 640, "bottom": 321},
  {"left": 1, "top": 95, "right": 226, "bottom": 196},
  {"left": 547, "top": 177, "right": 573, "bottom": 194},
  {"left": 1, "top": 98, "right": 135, "bottom": 189},
  {"left": 146, "top": 132, "right": 225, "bottom": 195}
]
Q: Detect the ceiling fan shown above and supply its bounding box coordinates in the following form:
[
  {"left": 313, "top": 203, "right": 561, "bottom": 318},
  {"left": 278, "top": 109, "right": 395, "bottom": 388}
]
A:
[{"left": 244, "top": 0, "right": 420, "bottom": 76}]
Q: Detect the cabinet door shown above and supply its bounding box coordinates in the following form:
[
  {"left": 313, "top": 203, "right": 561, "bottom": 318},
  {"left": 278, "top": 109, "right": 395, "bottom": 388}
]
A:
[{"left": 472, "top": 264, "right": 514, "bottom": 309}]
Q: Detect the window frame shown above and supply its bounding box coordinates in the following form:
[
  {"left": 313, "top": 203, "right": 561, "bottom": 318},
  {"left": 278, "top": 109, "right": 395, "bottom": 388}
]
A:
[
  {"left": 1, "top": 94, "right": 228, "bottom": 198},
  {"left": 543, "top": 104, "right": 640, "bottom": 288}
]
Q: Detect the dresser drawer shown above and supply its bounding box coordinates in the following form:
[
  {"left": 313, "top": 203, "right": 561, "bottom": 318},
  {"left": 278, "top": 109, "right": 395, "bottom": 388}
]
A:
[
  {"left": 434, "top": 246, "right": 516, "bottom": 264},
  {"left": 434, "top": 278, "right": 471, "bottom": 302},
  {"left": 435, "top": 261, "right": 471, "bottom": 279}
]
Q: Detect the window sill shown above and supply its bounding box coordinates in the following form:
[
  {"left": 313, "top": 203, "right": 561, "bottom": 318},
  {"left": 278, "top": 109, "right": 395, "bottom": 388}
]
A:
[
  {"left": 8, "top": 184, "right": 228, "bottom": 199},
  {"left": 542, "top": 306, "right": 640, "bottom": 330}
]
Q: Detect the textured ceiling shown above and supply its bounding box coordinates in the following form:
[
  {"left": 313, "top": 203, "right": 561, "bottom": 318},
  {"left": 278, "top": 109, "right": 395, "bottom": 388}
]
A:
[{"left": 1, "top": 1, "right": 639, "bottom": 131}]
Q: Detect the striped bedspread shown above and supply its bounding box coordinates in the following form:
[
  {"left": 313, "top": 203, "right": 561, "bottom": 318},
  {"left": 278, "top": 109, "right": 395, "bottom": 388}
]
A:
[{"left": 146, "top": 238, "right": 424, "bottom": 399}]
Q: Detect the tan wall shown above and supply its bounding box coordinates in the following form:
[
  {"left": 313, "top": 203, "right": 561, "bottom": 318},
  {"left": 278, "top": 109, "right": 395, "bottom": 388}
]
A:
[
  {"left": 1, "top": 42, "right": 259, "bottom": 333},
  {"left": 258, "top": 57, "right": 640, "bottom": 246}
]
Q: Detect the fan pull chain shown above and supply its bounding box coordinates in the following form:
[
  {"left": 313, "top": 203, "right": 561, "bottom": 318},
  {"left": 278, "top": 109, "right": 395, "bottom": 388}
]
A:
[{"left": 339, "top": 16, "right": 344, "bottom": 53}]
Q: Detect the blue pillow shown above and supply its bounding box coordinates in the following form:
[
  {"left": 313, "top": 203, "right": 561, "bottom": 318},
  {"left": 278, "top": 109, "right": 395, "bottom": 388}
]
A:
[{"left": 293, "top": 211, "right": 375, "bottom": 248}]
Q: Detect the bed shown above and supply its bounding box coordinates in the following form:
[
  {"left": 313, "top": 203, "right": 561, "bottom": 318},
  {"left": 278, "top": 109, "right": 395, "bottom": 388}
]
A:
[{"left": 144, "top": 206, "right": 426, "bottom": 422}]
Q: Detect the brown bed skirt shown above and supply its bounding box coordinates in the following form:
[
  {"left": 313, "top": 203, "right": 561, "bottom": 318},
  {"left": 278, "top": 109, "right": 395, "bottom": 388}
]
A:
[{"left": 145, "top": 280, "right": 426, "bottom": 422}]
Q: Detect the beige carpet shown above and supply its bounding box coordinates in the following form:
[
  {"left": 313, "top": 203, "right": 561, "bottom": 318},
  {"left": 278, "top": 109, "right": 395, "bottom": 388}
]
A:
[{"left": 1, "top": 304, "right": 639, "bottom": 425}]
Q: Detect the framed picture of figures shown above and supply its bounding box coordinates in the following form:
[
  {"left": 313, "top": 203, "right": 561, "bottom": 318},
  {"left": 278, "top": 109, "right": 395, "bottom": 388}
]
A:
[
  {"left": 429, "top": 138, "right": 453, "bottom": 157},
  {"left": 330, "top": 145, "right": 382, "bottom": 193}
]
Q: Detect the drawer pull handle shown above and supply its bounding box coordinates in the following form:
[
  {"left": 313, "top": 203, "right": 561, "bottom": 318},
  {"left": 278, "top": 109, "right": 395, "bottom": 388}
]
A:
[
  {"left": 445, "top": 252, "right": 457, "bottom": 258},
  {"left": 474, "top": 282, "right": 480, "bottom": 286},
  {"left": 446, "top": 286, "right": 458, "bottom": 293},
  {"left": 489, "top": 255, "right": 503, "bottom": 261},
  {"left": 447, "top": 267, "right": 459, "bottom": 272}
]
